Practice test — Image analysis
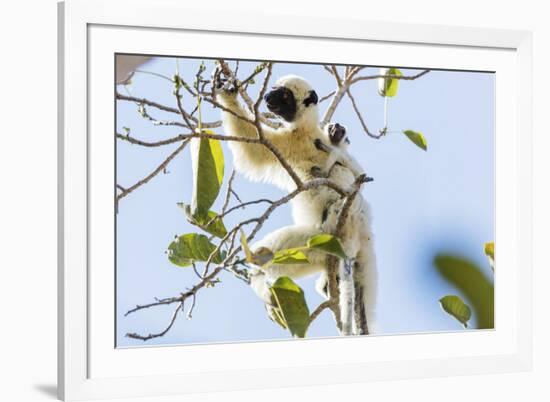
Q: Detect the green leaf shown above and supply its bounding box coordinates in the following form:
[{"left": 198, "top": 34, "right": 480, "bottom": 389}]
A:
[
  {"left": 439, "top": 295, "right": 472, "bottom": 328},
  {"left": 190, "top": 137, "right": 224, "bottom": 219},
  {"left": 378, "top": 67, "right": 402, "bottom": 97},
  {"left": 403, "top": 130, "right": 428, "bottom": 151},
  {"left": 272, "top": 248, "right": 310, "bottom": 265},
  {"left": 306, "top": 234, "right": 347, "bottom": 259},
  {"left": 270, "top": 277, "right": 310, "bottom": 338},
  {"left": 435, "top": 255, "right": 494, "bottom": 329},
  {"left": 178, "top": 203, "right": 227, "bottom": 238},
  {"left": 484, "top": 242, "right": 495, "bottom": 271},
  {"left": 240, "top": 230, "right": 254, "bottom": 263},
  {"left": 167, "top": 233, "right": 222, "bottom": 267}
]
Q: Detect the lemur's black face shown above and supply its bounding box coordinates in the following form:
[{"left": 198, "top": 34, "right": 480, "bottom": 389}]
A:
[
  {"left": 327, "top": 123, "right": 350, "bottom": 145},
  {"left": 264, "top": 86, "right": 319, "bottom": 122},
  {"left": 264, "top": 86, "right": 297, "bottom": 122}
]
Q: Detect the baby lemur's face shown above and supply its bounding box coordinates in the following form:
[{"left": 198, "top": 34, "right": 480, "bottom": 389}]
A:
[{"left": 327, "top": 123, "right": 350, "bottom": 146}]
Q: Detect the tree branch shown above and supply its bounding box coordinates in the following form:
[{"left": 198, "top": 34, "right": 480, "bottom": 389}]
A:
[
  {"left": 309, "top": 300, "right": 331, "bottom": 325},
  {"left": 116, "top": 139, "right": 190, "bottom": 204},
  {"left": 116, "top": 92, "right": 222, "bottom": 128},
  {"left": 126, "top": 301, "right": 184, "bottom": 341},
  {"left": 350, "top": 69, "right": 431, "bottom": 85},
  {"left": 345, "top": 88, "right": 385, "bottom": 139}
]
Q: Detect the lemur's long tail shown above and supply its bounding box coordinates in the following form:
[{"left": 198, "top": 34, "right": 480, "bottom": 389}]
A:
[{"left": 353, "top": 242, "right": 378, "bottom": 334}]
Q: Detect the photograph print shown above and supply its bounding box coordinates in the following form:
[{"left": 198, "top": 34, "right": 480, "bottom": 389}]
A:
[{"left": 115, "top": 54, "right": 495, "bottom": 347}]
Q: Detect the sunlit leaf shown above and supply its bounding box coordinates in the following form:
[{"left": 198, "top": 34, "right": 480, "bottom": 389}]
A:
[
  {"left": 270, "top": 277, "right": 310, "bottom": 338},
  {"left": 307, "top": 234, "right": 347, "bottom": 259},
  {"left": 272, "top": 248, "right": 310, "bottom": 265},
  {"left": 240, "top": 230, "right": 254, "bottom": 263},
  {"left": 439, "top": 295, "right": 472, "bottom": 328},
  {"left": 403, "top": 130, "right": 427, "bottom": 151},
  {"left": 167, "top": 233, "right": 222, "bottom": 267},
  {"left": 435, "top": 255, "right": 494, "bottom": 329},
  {"left": 190, "top": 137, "right": 224, "bottom": 219},
  {"left": 378, "top": 67, "right": 402, "bottom": 97},
  {"left": 178, "top": 203, "right": 227, "bottom": 238}
]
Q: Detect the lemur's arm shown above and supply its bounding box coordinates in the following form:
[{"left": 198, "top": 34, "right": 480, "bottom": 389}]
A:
[{"left": 217, "top": 90, "right": 294, "bottom": 174}]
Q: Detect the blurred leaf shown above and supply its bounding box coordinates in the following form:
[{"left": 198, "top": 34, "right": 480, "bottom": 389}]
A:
[
  {"left": 167, "top": 233, "right": 222, "bottom": 267},
  {"left": 484, "top": 242, "right": 495, "bottom": 271},
  {"left": 378, "top": 67, "right": 402, "bottom": 97},
  {"left": 403, "top": 130, "right": 427, "bottom": 151},
  {"left": 435, "top": 255, "right": 494, "bottom": 329},
  {"left": 190, "top": 137, "right": 224, "bottom": 219},
  {"left": 307, "top": 234, "right": 347, "bottom": 259},
  {"left": 270, "top": 277, "right": 310, "bottom": 338},
  {"left": 272, "top": 248, "right": 310, "bottom": 265},
  {"left": 178, "top": 203, "right": 227, "bottom": 238},
  {"left": 439, "top": 295, "right": 472, "bottom": 328}
]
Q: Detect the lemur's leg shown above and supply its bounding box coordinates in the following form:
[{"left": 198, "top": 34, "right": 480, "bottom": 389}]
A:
[{"left": 314, "top": 265, "right": 353, "bottom": 336}]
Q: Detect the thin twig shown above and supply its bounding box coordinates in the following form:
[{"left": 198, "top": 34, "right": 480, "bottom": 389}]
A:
[
  {"left": 240, "top": 62, "right": 268, "bottom": 88},
  {"left": 174, "top": 81, "right": 195, "bottom": 130},
  {"left": 117, "top": 139, "right": 190, "bottom": 203},
  {"left": 116, "top": 92, "right": 222, "bottom": 128},
  {"left": 117, "top": 131, "right": 263, "bottom": 147},
  {"left": 350, "top": 69, "right": 431, "bottom": 85},
  {"left": 116, "top": 132, "right": 187, "bottom": 147},
  {"left": 134, "top": 69, "right": 174, "bottom": 83},
  {"left": 309, "top": 300, "right": 332, "bottom": 325},
  {"left": 126, "top": 301, "right": 184, "bottom": 341},
  {"left": 345, "top": 88, "right": 384, "bottom": 139},
  {"left": 319, "top": 91, "right": 336, "bottom": 103}
]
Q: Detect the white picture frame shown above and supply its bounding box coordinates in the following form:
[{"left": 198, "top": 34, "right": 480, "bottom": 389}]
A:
[{"left": 58, "top": 0, "right": 533, "bottom": 400}]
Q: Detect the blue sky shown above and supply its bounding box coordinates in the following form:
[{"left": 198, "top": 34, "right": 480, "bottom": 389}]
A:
[{"left": 116, "top": 56, "right": 494, "bottom": 347}]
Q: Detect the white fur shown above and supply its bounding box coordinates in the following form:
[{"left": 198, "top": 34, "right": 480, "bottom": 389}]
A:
[{"left": 322, "top": 124, "right": 365, "bottom": 179}]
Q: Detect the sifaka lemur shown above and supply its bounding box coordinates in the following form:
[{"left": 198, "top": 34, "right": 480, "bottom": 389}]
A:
[{"left": 214, "top": 71, "right": 377, "bottom": 334}]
